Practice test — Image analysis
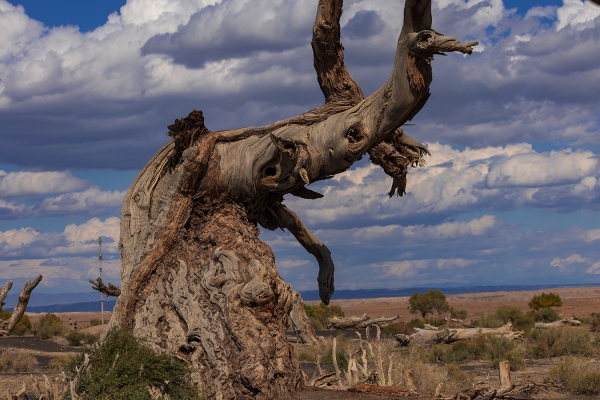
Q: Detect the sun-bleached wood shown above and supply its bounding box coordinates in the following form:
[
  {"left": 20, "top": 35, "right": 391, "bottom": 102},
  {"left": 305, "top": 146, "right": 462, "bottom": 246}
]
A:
[
  {"left": 0, "top": 275, "right": 42, "bottom": 337},
  {"left": 395, "top": 321, "right": 523, "bottom": 346},
  {"left": 108, "top": 0, "right": 477, "bottom": 398},
  {"left": 327, "top": 314, "right": 401, "bottom": 330}
]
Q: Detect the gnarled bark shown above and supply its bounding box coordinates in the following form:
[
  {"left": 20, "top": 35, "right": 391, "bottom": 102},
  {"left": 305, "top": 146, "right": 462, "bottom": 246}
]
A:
[{"left": 108, "top": 0, "right": 477, "bottom": 398}]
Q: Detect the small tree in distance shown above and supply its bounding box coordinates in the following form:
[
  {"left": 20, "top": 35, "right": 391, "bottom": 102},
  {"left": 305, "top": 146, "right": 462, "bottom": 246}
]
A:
[
  {"left": 528, "top": 292, "right": 563, "bottom": 311},
  {"left": 409, "top": 290, "right": 450, "bottom": 318}
]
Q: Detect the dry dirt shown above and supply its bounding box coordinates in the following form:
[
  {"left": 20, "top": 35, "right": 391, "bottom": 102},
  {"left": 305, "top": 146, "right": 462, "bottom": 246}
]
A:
[
  {"left": 319, "top": 286, "right": 600, "bottom": 320},
  {"left": 2, "top": 286, "right": 599, "bottom": 399}
]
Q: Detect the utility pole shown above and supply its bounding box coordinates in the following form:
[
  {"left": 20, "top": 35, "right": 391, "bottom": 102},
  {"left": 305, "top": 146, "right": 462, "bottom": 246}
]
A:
[{"left": 98, "top": 237, "right": 104, "bottom": 325}]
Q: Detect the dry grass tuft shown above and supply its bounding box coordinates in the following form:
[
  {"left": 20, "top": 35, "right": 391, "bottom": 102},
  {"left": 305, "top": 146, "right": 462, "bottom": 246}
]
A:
[
  {"left": 549, "top": 356, "right": 600, "bottom": 395},
  {"left": 0, "top": 348, "right": 39, "bottom": 372}
]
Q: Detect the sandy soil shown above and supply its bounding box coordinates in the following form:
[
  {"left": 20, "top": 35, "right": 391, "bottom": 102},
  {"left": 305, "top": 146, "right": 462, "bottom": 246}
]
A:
[{"left": 319, "top": 286, "right": 600, "bottom": 320}]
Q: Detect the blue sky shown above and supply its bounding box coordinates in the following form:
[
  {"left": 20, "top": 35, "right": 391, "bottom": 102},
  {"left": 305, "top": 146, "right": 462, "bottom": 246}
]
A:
[{"left": 0, "top": 0, "right": 599, "bottom": 296}]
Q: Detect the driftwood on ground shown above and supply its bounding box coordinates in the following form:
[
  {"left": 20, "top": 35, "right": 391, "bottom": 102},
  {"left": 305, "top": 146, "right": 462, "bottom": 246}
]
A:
[
  {"left": 534, "top": 317, "right": 581, "bottom": 329},
  {"left": 326, "top": 314, "right": 401, "bottom": 330},
  {"left": 395, "top": 321, "right": 524, "bottom": 346},
  {"left": 0, "top": 275, "right": 43, "bottom": 337}
]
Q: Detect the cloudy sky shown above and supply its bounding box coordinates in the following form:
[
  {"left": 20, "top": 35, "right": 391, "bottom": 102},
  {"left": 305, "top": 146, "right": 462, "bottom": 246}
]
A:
[{"left": 0, "top": 0, "right": 599, "bottom": 296}]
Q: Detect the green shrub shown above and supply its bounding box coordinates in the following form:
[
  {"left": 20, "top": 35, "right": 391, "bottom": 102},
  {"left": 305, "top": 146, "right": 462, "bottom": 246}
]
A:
[
  {"left": 66, "top": 328, "right": 198, "bottom": 399},
  {"left": 36, "top": 313, "right": 65, "bottom": 339},
  {"left": 48, "top": 354, "right": 77, "bottom": 372},
  {"left": 550, "top": 356, "right": 600, "bottom": 395},
  {"left": 409, "top": 318, "right": 425, "bottom": 329},
  {"left": 0, "top": 348, "right": 39, "bottom": 372},
  {"left": 485, "top": 336, "right": 524, "bottom": 370},
  {"left": 65, "top": 330, "right": 99, "bottom": 346},
  {"left": 529, "top": 292, "right": 562, "bottom": 311},
  {"left": 441, "top": 335, "right": 524, "bottom": 370},
  {"left": 304, "top": 303, "right": 344, "bottom": 330},
  {"left": 408, "top": 290, "right": 449, "bottom": 318},
  {"left": 66, "top": 330, "right": 85, "bottom": 346},
  {"left": 0, "top": 310, "right": 33, "bottom": 335},
  {"left": 382, "top": 321, "right": 414, "bottom": 337},
  {"left": 473, "top": 306, "right": 534, "bottom": 333},
  {"left": 89, "top": 318, "right": 103, "bottom": 326},
  {"left": 471, "top": 313, "right": 504, "bottom": 329},
  {"left": 588, "top": 313, "right": 600, "bottom": 332},
  {"left": 536, "top": 307, "right": 561, "bottom": 323},
  {"left": 424, "top": 317, "right": 446, "bottom": 327},
  {"left": 449, "top": 307, "right": 467, "bottom": 320},
  {"left": 529, "top": 327, "right": 595, "bottom": 358},
  {"left": 443, "top": 335, "right": 488, "bottom": 363}
]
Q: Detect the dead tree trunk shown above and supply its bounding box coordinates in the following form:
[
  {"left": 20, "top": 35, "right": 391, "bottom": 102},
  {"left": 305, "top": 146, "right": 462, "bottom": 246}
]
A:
[
  {"left": 108, "top": 0, "right": 477, "bottom": 398},
  {"left": 0, "top": 275, "right": 43, "bottom": 336}
]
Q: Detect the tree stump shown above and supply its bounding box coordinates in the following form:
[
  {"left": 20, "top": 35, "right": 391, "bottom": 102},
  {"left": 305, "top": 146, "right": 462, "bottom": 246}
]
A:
[{"left": 108, "top": 0, "right": 478, "bottom": 398}]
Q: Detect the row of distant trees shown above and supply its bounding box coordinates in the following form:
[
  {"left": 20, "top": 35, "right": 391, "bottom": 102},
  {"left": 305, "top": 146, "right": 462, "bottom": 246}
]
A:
[{"left": 408, "top": 289, "right": 563, "bottom": 320}]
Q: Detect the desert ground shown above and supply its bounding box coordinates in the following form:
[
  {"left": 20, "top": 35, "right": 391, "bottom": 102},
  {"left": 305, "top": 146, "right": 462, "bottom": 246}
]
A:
[
  {"left": 2, "top": 286, "right": 599, "bottom": 399},
  {"left": 319, "top": 286, "right": 600, "bottom": 320}
]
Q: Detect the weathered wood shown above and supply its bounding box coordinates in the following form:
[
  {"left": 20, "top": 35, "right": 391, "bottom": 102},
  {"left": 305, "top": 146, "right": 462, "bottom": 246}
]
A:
[
  {"left": 534, "top": 317, "right": 581, "bottom": 329},
  {"left": 89, "top": 277, "right": 121, "bottom": 297},
  {"left": 395, "top": 322, "right": 523, "bottom": 346},
  {"left": 289, "top": 291, "right": 319, "bottom": 344},
  {"left": 0, "top": 275, "right": 42, "bottom": 336},
  {"left": 498, "top": 360, "right": 513, "bottom": 395},
  {"left": 327, "top": 314, "right": 401, "bottom": 329},
  {"left": 403, "top": 368, "right": 417, "bottom": 392},
  {"left": 107, "top": 0, "right": 477, "bottom": 398},
  {"left": 0, "top": 280, "right": 12, "bottom": 312}
]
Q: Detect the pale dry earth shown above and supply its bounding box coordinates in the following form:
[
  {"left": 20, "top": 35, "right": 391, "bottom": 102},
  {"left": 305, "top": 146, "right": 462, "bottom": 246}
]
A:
[{"left": 319, "top": 286, "right": 600, "bottom": 320}]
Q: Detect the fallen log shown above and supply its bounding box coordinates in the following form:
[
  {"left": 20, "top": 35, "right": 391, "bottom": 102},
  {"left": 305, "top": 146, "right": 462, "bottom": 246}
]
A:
[
  {"left": 395, "top": 322, "right": 523, "bottom": 346},
  {"left": 534, "top": 317, "right": 581, "bottom": 329},
  {"left": 327, "top": 314, "right": 401, "bottom": 330}
]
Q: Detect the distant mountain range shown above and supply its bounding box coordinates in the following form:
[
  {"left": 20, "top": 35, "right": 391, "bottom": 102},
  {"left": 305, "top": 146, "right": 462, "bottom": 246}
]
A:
[{"left": 4, "top": 283, "right": 599, "bottom": 313}]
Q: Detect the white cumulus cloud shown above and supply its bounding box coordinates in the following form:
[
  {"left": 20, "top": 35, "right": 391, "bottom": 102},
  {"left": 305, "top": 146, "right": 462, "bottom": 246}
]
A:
[{"left": 0, "top": 170, "right": 89, "bottom": 197}]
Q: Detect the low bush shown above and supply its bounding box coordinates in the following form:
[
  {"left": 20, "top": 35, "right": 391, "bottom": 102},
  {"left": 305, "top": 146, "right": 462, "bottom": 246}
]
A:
[
  {"left": 89, "top": 318, "right": 103, "bottom": 326},
  {"left": 485, "top": 336, "right": 524, "bottom": 370},
  {"left": 383, "top": 321, "right": 415, "bottom": 337},
  {"left": 66, "top": 328, "right": 198, "bottom": 399},
  {"left": 36, "top": 313, "right": 65, "bottom": 339},
  {"left": 0, "top": 348, "right": 39, "bottom": 372},
  {"left": 441, "top": 335, "right": 524, "bottom": 370},
  {"left": 66, "top": 330, "right": 86, "bottom": 346},
  {"left": 394, "top": 350, "right": 474, "bottom": 395},
  {"left": 549, "top": 356, "right": 600, "bottom": 395},
  {"left": 587, "top": 313, "right": 600, "bottom": 332},
  {"left": 0, "top": 310, "right": 33, "bottom": 335},
  {"left": 409, "top": 318, "right": 425, "bottom": 329},
  {"left": 48, "top": 354, "right": 77, "bottom": 372},
  {"left": 535, "top": 307, "right": 561, "bottom": 323},
  {"left": 529, "top": 327, "right": 595, "bottom": 358},
  {"left": 304, "top": 303, "right": 344, "bottom": 330},
  {"left": 65, "top": 330, "right": 100, "bottom": 346},
  {"left": 472, "top": 306, "right": 534, "bottom": 333},
  {"left": 425, "top": 317, "right": 446, "bottom": 327},
  {"left": 449, "top": 307, "right": 468, "bottom": 320}
]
